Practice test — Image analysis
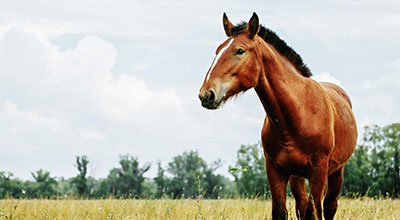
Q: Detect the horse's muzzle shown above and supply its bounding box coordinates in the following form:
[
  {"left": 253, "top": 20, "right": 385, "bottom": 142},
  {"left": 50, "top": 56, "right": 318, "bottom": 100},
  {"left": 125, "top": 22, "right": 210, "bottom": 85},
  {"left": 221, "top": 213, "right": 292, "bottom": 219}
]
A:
[{"left": 199, "top": 90, "right": 219, "bottom": 109}]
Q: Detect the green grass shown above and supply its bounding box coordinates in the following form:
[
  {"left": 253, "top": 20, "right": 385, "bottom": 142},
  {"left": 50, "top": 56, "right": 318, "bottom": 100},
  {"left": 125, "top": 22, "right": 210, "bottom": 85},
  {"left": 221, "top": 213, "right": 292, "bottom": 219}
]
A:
[{"left": 0, "top": 198, "right": 399, "bottom": 219}]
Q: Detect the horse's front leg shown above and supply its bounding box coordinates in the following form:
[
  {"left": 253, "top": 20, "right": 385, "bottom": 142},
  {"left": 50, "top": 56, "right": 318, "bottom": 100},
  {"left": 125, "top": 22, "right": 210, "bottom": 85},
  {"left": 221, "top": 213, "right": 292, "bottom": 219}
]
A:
[
  {"left": 266, "top": 157, "right": 289, "bottom": 220},
  {"left": 306, "top": 155, "right": 329, "bottom": 220}
]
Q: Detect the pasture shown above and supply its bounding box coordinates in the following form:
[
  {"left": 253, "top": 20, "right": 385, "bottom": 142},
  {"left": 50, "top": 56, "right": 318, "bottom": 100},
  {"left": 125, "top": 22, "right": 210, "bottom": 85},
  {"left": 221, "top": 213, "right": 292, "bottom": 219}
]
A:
[{"left": 0, "top": 198, "right": 399, "bottom": 219}]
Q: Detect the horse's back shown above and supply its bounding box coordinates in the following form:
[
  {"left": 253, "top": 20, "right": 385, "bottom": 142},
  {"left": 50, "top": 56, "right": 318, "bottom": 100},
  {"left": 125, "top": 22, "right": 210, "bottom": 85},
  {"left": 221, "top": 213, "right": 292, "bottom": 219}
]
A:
[
  {"left": 319, "top": 82, "right": 357, "bottom": 173},
  {"left": 320, "top": 82, "right": 352, "bottom": 109}
]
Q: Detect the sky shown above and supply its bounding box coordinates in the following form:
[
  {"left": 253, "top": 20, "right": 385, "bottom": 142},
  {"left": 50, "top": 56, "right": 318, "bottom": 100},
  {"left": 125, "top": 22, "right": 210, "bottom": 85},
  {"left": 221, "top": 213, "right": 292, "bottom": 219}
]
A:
[{"left": 0, "top": 0, "right": 399, "bottom": 180}]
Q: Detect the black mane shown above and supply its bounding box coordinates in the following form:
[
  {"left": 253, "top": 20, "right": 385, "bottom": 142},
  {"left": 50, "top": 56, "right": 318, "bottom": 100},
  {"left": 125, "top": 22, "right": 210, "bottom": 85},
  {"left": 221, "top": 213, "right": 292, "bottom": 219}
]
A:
[{"left": 231, "top": 22, "right": 312, "bottom": 77}]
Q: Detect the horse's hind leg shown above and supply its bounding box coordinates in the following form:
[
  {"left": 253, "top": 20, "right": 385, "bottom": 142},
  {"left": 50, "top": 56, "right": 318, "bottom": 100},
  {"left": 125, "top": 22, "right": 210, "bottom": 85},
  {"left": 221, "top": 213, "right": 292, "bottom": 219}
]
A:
[
  {"left": 290, "top": 176, "right": 308, "bottom": 219},
  {"left": 323, "top": 167, "right": 344, "bottom": 220}
]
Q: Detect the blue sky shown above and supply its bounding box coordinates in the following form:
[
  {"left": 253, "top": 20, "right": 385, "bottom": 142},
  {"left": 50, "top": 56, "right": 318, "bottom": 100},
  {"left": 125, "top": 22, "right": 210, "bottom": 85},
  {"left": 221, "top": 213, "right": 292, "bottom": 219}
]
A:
[{"left": 0, "top": 0, "right": 399, "bottom": 179}]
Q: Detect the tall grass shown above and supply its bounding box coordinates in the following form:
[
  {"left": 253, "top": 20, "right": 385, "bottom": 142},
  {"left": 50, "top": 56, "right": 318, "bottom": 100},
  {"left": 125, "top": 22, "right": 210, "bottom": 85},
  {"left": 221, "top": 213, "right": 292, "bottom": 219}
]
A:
[{"left": 0, "top": 198, "right": 399, "bottom": 219}]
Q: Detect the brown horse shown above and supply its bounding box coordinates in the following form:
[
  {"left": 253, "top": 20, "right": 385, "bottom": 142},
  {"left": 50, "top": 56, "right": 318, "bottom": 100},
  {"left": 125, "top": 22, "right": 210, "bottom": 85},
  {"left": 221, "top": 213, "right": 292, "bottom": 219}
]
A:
[{"left": 199, "top": 13, "right": 357, "bottom": 220}]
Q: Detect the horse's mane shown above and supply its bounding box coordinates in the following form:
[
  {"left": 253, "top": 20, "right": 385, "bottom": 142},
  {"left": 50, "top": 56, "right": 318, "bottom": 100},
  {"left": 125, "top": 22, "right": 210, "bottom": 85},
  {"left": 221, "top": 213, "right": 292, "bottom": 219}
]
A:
[{"left": 230, "top": 22, "right": 312, "bottom": 77}]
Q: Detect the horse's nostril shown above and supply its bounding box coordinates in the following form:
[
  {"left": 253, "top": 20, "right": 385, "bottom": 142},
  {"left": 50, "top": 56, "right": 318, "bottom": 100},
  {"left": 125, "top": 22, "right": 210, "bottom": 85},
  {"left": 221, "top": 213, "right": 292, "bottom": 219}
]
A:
[{"left": 207, "top": 90, "right": 215, "bottom": 103}]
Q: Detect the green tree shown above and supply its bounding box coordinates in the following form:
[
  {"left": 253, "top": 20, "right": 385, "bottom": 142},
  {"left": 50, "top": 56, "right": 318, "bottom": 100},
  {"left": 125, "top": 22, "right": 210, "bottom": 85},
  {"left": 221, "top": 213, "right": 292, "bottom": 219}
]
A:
[
  {"left": 203, "top": 160, "right": 230, "bottom": 198},
  {"left": 103, "top": 154, "right": 151, "bottom": 198},
  {"left": 30, "top": 169, "right": 57, "bottom": 198},
  {"left": 364, "top": 123, "right": 400, "bottom": 197},
  {"left": 343, "top": 123, "right": 400, "bottom": 198},
  {"left": 71, "top": 155, "right": 89, "bottom": 197},
  {"left": 166, "top": 150, "right": 227, "bottom": 199},
  {"left": 55, "top": 177, "right": 75, "bottom": 198},
  {"left": 0, "top": 172, "right": 24, "bottom": 198},
  {"left": 230, "top": 143, "right": 269, "bottom": 198},
  {"left": 85, "top": 176, "right": 104, "bottom": 198},
  {"left": 154, "top": 161, "right": 167, "bottom": 198},
  {"left": 382, "top": 123, "right": 400, "bottom": 197},
  {"left": 166, "top": 151, "right": 207, "bottom": 198},
  {"left": 343, "top": 145, "right": 372, "bottom": 196},
  {"left": 142, "top": 178, "right": 157, "bottom": 198}
]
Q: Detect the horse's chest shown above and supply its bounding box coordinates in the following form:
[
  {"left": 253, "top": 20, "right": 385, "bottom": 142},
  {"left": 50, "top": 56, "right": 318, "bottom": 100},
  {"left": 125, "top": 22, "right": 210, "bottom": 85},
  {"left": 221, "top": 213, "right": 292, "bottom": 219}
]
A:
[{"left": 265, "top": 144, "right": 310, "bottom": 177}]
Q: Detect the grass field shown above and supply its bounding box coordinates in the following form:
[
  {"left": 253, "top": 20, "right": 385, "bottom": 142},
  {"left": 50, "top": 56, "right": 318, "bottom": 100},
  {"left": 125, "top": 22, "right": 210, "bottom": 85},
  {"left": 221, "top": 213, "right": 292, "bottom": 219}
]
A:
[{"left": 0, "top": 198, "right": 399, "bottom": 219}]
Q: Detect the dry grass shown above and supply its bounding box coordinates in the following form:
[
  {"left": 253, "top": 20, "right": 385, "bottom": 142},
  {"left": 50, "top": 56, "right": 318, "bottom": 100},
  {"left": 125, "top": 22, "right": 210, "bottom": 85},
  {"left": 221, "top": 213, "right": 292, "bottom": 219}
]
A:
[{"left": 0, "top": 198, "right": 399, "bottom": 219}]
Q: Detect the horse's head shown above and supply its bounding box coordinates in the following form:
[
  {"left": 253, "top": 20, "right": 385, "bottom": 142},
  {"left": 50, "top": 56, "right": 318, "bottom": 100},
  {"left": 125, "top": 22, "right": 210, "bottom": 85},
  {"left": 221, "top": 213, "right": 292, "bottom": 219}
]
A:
[{"left": 199, "top": 13, "right": 262, "bottom": 110}]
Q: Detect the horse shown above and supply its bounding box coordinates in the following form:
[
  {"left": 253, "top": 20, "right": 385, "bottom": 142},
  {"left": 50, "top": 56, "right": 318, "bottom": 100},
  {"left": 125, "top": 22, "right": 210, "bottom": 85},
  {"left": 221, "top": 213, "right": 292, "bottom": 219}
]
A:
[{"left": 198, "top": 13, "right": 357, "bottom": 220}]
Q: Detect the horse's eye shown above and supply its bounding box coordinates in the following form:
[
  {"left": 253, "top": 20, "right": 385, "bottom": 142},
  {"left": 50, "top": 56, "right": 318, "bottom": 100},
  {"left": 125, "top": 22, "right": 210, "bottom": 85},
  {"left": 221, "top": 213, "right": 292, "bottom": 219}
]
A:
[{"left": 235, "top": 48, "right": 245, "bottom": 55}]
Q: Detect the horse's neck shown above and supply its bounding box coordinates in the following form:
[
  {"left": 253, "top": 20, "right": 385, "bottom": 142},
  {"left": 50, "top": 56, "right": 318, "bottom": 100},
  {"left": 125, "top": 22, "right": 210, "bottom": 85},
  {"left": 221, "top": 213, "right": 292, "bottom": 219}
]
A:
[{"left": 254, "top": 43, "right": 308, "bottom": 130}]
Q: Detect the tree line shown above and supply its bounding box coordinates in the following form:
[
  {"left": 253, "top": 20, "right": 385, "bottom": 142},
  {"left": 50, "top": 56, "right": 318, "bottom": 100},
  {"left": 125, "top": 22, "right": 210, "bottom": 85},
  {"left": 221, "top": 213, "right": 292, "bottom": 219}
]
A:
[{"left": 0, "top": 123, "right": 399, "bottom": 199}]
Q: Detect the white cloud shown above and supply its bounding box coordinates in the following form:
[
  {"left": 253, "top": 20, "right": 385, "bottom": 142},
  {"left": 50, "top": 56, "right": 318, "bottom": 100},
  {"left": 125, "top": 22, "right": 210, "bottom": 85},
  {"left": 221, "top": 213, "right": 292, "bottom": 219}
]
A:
[
  {"left": 0, "top": 28, "right": 184, "bottom": 178},
  {"left": 99, "top": 74, "right": 181, "bottom": 121},
  {"left": 312, "top": 72, "right": 341, "bottom": 86},
  {"left": 4, "top": 32, "right": 183, "bottom": 122},
  {"left": 78, "top": 127, "right": 105, "bottom": 140},
  {"left": 373, "top": 73, "right": 399, "bottom": 89},
  {"left": 354, "top": 93, "right": 397, "bottom": 128},
  {"left": 3, "top": 101, "right": 67, "bottom": 132}
]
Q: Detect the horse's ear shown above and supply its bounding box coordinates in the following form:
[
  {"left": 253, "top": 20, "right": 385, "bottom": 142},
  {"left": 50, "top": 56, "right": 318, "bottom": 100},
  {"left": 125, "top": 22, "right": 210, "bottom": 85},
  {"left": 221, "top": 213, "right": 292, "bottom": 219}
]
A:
[
  {"left": 223, "top": 13, "right": 234, "bottom": 37},
  {"left": 248, "top": 12, "right": 260, "bottom": 39}
]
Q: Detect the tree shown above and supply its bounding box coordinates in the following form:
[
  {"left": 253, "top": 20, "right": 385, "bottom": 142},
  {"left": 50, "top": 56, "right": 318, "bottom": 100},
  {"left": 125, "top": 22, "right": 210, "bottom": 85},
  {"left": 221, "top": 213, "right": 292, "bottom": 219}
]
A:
[
  {"left": 142, "top": 178, "right": 157, "bottom": 198},
  {"left": 364, "top": 123, "right": 400, "bottom": 197},
  {"left": 382, "top": 123, "right": 400, "bottom": 197},
  {"left": 165, "top": 150, "right": 227, "bottom": 199},
  {"left": 343, "top": 145, "right": 372, "bottom": 196},
  {"left": 154, "top": 161, "right": 167, "bottom": 198},
  {"left": 30, "top": 169, "right": 57, "bottom": 198},
  {"left": 230, "top": 143, "right": 269, "bottom": 198},
  {"left": 203, "top": 159, "right": 231, "bottom": 199},
  {"left": 71, "top": 155, "right": 89, "bottom": 197},
  {"left": 343, "top": 123, "right": 400, "bottom": 198},
  {"left": 103, "top": 154, "right": 151, "bottom": 198},
  {"left": 166, "top": 151, "right": 207, "bottom": 198},
  {"left": 0, "top": 172, "right": 24, "bottom": 198}
]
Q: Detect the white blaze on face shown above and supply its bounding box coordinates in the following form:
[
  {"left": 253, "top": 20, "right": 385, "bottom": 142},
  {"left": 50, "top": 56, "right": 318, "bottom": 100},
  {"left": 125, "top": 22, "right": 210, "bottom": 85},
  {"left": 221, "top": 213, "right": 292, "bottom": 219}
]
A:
[{"left": 205, "top": 38, "right": 235, "bottom": 82}]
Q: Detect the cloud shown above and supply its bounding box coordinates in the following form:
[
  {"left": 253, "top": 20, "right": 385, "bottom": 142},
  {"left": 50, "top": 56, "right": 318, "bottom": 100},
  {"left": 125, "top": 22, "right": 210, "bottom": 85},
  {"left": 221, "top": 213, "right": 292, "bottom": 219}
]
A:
[
  {"left": 0, "top": 28, "right": 185, "bottom": 178},
  {"left": 0, "top": 30, "right": 182, "bottom": 123},
  {"left": 99, "top": 74, "right": 181, "bottom": 121},
  {"left": 3, "top": 101, "right": 67, "bottom": 133},
  {"left": 353, "top": 92, "right": 397, "bottom": 128},
  {"left": 312, "top": 72, "right": 341, "bottom": 86},
  {"left": 78, "top": 127, "right": 105, "bottom": 140}
]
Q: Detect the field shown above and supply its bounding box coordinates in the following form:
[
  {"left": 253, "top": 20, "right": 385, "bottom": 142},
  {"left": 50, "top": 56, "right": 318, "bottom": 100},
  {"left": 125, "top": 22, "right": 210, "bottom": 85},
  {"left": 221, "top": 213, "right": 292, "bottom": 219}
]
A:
[{"left": 0, "top": 198, "right": 399, "bottom": 220}]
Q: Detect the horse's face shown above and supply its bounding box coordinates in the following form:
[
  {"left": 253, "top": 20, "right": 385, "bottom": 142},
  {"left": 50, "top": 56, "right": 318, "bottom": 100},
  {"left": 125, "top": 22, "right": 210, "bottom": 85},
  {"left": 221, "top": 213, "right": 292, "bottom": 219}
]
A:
[{"left": 199, "top": 13, "right": 261, "bottom": 110}]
